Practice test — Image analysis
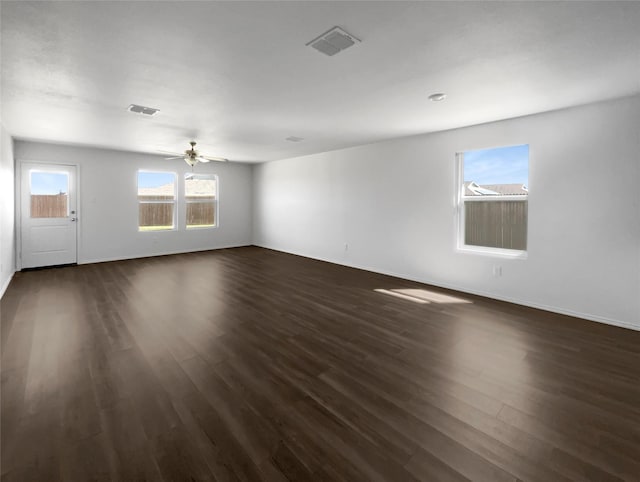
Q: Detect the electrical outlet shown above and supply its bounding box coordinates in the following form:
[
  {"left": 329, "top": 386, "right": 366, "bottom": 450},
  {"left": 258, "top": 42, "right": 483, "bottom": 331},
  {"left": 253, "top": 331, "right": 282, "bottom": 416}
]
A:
[
  {"left": 492, "top": 265, "right": 502, "bottom": 277},
  {"left": 344, "top": 243, "right": 349, "bottom": 251}
]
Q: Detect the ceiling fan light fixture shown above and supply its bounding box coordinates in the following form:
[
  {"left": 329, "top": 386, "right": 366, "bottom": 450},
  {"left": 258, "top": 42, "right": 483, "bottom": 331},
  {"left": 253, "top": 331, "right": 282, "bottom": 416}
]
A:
[{"left": 163, "top": 141, "right": 228, "bottom": 165}]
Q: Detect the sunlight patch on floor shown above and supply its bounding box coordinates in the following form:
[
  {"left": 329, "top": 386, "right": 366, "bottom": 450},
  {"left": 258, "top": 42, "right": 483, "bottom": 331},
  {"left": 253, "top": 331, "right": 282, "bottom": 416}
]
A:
[
  {"left": 375, "top": 288, "right": 472, "bottom": 304},
  {"left": 393, "top": 288, "right": 472, "bottom": 304},
  {"left": 374, "top": 289, "right": 429, "bottom": 304}
]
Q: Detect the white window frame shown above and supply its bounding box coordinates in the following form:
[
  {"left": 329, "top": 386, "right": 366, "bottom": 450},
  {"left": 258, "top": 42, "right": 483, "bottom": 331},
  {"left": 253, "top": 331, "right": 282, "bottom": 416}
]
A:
[
  {"left": 184, "top": 173, "right": 218, "bottom": 230},
  {"left": 455, "top": 152, "right": 528, "bottom": 259},
  {"left": 137, "top": 170, "right": 177, "bottom": 232}
]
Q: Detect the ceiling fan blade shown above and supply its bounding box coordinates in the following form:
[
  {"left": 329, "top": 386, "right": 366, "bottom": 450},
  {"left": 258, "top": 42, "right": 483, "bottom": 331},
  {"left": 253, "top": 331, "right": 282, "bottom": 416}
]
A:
[
  {"left": 201, "top": 156, "right": 228, "bottom": 162},
  {"left": 158, "top": 146, "right": 227, "bottom": 162}
]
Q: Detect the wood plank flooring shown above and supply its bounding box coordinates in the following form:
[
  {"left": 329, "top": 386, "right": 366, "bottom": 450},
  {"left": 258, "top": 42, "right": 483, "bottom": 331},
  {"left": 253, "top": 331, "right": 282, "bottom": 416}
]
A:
[{"left": 2, "top": 246, "right": 640, "bottom": 481}]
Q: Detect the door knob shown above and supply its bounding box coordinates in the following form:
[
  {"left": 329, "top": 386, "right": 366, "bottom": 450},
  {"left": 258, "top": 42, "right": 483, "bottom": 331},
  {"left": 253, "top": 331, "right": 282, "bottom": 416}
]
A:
[{"left": 71, "top": 218, "right": 77, "bottom": 222}]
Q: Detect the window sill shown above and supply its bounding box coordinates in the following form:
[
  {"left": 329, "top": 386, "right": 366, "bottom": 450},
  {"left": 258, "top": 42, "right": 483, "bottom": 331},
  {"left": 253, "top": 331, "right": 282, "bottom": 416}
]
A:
[
  {"left": 457, "top": 245, "right": 527, "bottom": 260},
  {"left": 138, "top": 227, "right": 177, "bottom": 233},
  {"left": 186, "top": 225, "right": 217, "bottom": 230}
]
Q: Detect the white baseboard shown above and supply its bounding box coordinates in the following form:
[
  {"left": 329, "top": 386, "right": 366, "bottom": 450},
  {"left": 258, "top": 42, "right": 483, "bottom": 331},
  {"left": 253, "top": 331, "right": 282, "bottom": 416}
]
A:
[
  {"left": 253, "top": 244, "right": 640, "bottom": 333},
  {"left": 0, "top": 271, "right": 15, "bottom": 300},
  {"left": 79, "top": 243, "right": 253, "bottom": 266}
]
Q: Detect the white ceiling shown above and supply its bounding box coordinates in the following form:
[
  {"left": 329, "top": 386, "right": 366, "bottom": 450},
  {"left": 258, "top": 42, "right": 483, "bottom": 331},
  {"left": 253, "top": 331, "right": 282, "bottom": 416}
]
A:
[{"left": 1, "top": 1, "right": 639, "bottom": 163}]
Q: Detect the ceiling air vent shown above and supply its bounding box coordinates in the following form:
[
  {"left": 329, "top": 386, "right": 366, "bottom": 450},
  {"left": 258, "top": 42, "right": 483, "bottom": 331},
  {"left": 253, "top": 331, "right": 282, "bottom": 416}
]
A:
[
  {"left": 306, "top": 26, "right": 360, "bottom": 56},
  {"left": 286, "top": 136, "right": 304, "bottom": 142},
  {"left": 128, "top": 104, "right": 160, "bottom": 116}
]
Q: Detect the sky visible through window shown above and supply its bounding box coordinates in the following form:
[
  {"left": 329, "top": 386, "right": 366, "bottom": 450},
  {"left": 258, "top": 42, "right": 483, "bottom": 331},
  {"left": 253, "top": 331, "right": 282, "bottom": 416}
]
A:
[
  {"left": 138, "top": 171, "right": 175, "bottom": 189},
  {"left": 464, "top": 144, "right": 529, "bottom": 186},
  {"left": 30, "top": 171, "right": 68, "bottom": 195}
]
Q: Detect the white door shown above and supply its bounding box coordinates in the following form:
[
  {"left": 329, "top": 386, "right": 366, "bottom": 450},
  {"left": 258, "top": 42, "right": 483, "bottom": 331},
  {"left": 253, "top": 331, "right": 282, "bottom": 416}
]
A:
[{"left": 20, "top": 163, "right": 77, "bottom": 268}]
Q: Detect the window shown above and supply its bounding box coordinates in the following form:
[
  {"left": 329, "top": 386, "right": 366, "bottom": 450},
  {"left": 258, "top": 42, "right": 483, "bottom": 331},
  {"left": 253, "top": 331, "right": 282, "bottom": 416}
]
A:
[
  {"left": 30, "top": 171, "right": 69, "bottom": 218},
  {"left": 457, "top": 145, "right": 529, "bottom": 255},
  {"left": 138, "top": 171, "right": 176, "bottom": 231},
  {"left": 185, "top": 173, "right": 217, "bottom": 229}
]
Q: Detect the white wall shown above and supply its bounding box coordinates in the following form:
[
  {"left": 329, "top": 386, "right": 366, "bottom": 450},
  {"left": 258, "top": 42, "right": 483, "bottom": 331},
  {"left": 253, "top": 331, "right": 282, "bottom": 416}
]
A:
[
  {"left": 14, "top": 141, "right": 253, "bottom": 265},
  {"left": 0, "top": 123, "right": 16, "bottom": 298},
  {"left": 253, "top": 96, "right": 640, "bottom": 330}
]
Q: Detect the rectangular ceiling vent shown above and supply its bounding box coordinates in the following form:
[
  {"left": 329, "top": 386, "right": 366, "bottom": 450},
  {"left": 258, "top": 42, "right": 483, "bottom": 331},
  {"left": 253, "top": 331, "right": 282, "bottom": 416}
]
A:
[
  {"left": 128, "top": 104, "right": 160, "bottom": 116},
  {"left": 306, "top": 26, "right": 360, "bottom": 56}
]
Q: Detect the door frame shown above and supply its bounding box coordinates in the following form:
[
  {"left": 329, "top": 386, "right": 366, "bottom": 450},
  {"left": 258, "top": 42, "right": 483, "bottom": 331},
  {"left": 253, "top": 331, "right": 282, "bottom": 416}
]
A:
[{"left": 16, "top": 160, "right": 81, "bottom": 270}]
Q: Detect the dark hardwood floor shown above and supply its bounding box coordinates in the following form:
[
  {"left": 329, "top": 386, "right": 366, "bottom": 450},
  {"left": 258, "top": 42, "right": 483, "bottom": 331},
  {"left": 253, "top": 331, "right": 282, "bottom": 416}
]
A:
[{"left": 1, "top": 246, "right": 640, "bottom": 481}]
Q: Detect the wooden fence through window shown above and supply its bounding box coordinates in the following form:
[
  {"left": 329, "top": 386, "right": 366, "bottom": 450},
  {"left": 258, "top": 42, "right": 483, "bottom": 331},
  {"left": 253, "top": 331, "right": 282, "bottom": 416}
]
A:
[
  {"left": 464, "top": 199, "right": 527, "bottom": 250},
  {"left": 30, "top": 194, "right": 68, "bottom": 218},
  {"left": 137, "top": 195, "right": 215, "bottom": 227}
]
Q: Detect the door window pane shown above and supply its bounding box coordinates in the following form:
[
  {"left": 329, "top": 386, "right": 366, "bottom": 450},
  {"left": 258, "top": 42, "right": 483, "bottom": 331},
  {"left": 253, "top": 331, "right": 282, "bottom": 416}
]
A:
[{"left": 30, "top": 171, "right": 69, "bottom": 218}]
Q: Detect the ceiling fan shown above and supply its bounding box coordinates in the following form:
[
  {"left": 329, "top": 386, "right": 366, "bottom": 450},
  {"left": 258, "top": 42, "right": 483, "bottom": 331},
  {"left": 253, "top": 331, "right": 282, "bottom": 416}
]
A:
[{"left": 164, "top": 141, "right": 228, "bottom": 166}]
